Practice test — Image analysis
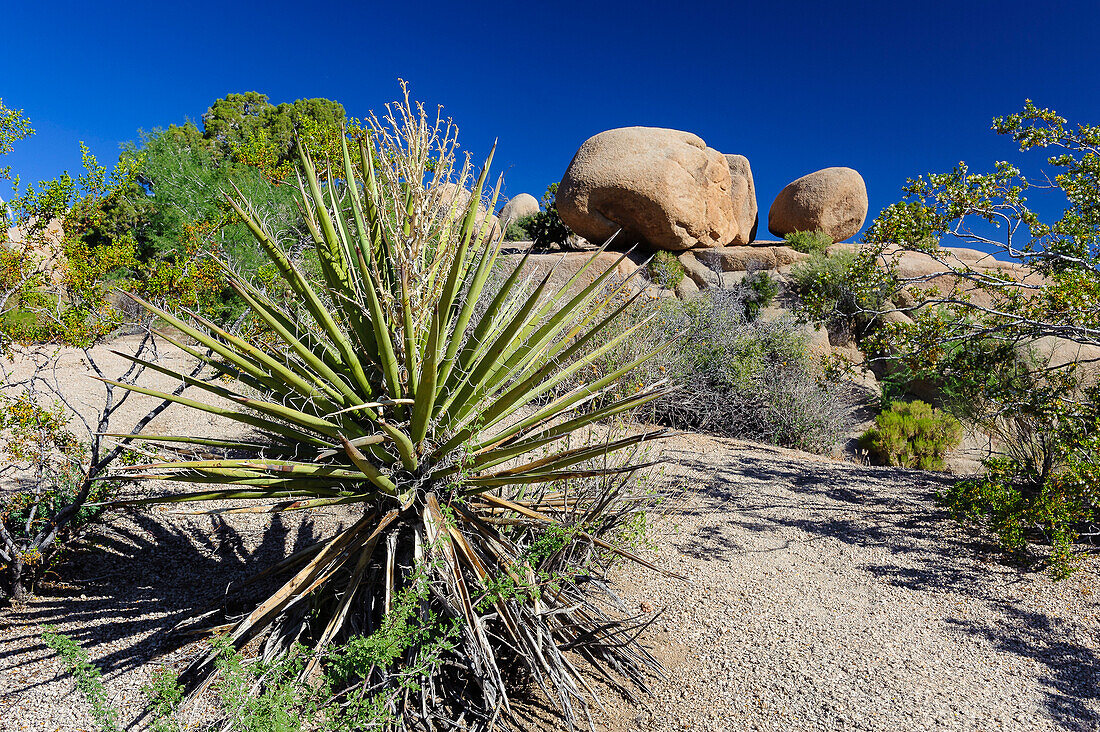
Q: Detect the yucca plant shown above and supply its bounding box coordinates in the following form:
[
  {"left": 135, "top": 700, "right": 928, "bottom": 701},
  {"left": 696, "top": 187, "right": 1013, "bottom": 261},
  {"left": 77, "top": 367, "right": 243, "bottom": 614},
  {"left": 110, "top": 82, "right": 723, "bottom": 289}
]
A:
[{"left": 99, "top": 88, "right": 675, "bottom": 729}]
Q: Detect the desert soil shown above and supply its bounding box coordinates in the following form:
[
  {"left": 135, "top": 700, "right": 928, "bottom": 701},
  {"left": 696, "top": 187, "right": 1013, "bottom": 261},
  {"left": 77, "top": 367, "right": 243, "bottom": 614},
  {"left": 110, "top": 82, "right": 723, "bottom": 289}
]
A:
[{"left": 1, "top": 340, "right": 1098, "bottom": 731}]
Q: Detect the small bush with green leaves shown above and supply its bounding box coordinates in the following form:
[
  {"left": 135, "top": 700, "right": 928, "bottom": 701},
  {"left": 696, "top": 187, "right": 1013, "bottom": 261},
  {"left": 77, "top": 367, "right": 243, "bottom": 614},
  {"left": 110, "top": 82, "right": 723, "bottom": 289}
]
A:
[
  {"left": 581, "top": 288, "right": 851, "bottom": 454},
  {"left": 784, "top": 229, "right": 833, "bottom": 255},
  {"left": 41, "top": 625, "right": 122, "bottom": 732},
  {"left": 860, "top": 399, "right": 962, "bottom": 470},
  {"left": 938, "top": 388, "right": 1100, "bottom": 577},
  {"left": 0, "top": 393, "right": 110, "bottom": 602},
  {"left": 742, "top": 269, "right": 779, "bottom": 320},
  {"left": 502, "top": 213, "right": 536, "bottom": 242},
  {"left": 647, "top": 250, "right": 685, "bottom": 289},
  {"left": 791, "top": 249, "right": 894, "bottom": 341},
  {"left": 524, "top": 182, "right": 572, "bottom": 248}
]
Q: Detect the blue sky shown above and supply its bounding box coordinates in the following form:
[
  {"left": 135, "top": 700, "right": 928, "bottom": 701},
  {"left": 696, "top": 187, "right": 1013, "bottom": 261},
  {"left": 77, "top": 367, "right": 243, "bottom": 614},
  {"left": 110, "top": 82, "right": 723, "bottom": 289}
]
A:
[{"left": 2, "top": 0, "right": 1098, "bottom": 238}]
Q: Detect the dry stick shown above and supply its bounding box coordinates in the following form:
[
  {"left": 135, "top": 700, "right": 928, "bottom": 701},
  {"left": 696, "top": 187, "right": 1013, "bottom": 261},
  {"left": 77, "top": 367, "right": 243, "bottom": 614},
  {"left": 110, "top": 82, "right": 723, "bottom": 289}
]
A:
[{"left": 30, "top": 330, "right": 209, "bottom": 564}]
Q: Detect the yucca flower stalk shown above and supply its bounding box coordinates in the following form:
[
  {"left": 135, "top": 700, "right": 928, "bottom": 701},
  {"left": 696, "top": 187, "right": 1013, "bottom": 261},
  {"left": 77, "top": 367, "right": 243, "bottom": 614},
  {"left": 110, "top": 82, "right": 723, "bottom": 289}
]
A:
[{"left": 101, "top": 87, "right": 674, "bottom": 729}]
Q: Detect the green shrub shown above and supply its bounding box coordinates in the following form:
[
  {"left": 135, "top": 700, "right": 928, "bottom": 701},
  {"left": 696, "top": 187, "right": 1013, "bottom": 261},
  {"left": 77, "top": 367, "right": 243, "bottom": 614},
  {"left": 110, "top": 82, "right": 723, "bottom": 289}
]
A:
[
  {"left": 525, "top": 182, "right": 572, "bottom": 248},
  {"left": 742, "top": 269, "right": 778, "bottom": 320},
  {"left": 647, "top": 250, "right": 685, "bottom": 288},
  {"left": 41, "top": 626, "right": 121, "bottom": 732},
  {"left": 939, "top": 389, "right": 1100, "bottom": 577},
  {"left": 859, "top": 399, "right": 962, "bottom": 470},
  {"left": 791, "top": 248, "right": 894, "bottom": 341},
  {"left": 503, "top": 213, "right": 536, "bottom": 242},
  {"left": 784, "top": 229, "right": 833, "bottom": 254},
  {"left": 0, "top": 393, "right": 113, "bottom": 601},
  {"left": 586, "top": 288, "right": 851, "bottom": 453}
]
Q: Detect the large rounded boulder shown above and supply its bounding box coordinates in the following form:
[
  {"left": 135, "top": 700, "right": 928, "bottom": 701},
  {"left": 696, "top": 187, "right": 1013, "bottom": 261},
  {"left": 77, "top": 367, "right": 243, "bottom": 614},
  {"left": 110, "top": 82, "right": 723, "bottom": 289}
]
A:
[
  {"left": 725, "top": 154, "right": 758, "bottom": 245},
  {"left": 556, "top": 127, "right": 739, "bottom": 251},
  {"left": 768, "top": 167, "right": 868, "bottom": 242},
  {"left": 499, "top": 193, "right": 540, "bottom": 225}
]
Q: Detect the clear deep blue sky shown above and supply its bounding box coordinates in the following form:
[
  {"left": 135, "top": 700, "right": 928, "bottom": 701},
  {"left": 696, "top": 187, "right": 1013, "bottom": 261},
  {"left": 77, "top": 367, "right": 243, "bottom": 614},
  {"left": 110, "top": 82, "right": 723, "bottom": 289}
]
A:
[{"left": 3, "top": 0, "right": 1098, "bottom": 238}]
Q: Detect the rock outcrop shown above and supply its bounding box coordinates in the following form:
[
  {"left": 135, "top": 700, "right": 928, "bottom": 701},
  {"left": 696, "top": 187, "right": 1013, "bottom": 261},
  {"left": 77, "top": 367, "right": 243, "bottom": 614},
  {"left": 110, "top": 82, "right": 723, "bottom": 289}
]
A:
[
  {"left": 725, "top": 154, "right": 758, "bottom": 245},
  {"left": 437, "top": 183, "right": 500, "bottom": 239},
  {"left": 4, "top": 217, "right": 67, "bottom": 285},
  {"left": 768, "top": 167, "right": 868, "bottom": 242},
  {"left": 557, "top": 127, "right": 740, "bottom": 251},
  {"left": 499, "top": 193, "right": 540, "bottom": 225}
]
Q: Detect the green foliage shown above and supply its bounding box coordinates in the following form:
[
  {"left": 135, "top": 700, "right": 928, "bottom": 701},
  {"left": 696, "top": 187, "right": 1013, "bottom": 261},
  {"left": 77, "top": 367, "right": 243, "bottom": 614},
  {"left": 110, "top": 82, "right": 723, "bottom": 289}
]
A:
[
  {"left": 143, "top": 668, "right": 185, "bottom": 732},
  {"left": 0, "top": 98, "right": 34, "bottom": 190},
  {"left": 106, "top": 90, "right": 666, "bottom": 729},
  {"left": 202, "top": 93, "right": 347, "bottom": 177},
  {"left": 1, "top": 143, "right": 180, "bottom": 347},
  {"left": 0, "top": 393, "right": 111, "bottom": 599},
  {"left": 1, "top": 91, "right": 349, "bottom": 348},
  {"left": 861, "top": 102, "right": 1100, "bottom": 576},
  {"left": 525, "top": 182, "right": 571, "bottom": 248},
  {"left": 784, "top": 229, "right": 832, "bottom": 255},
  {"left": 872, "top": 321, "right": 1033, "bottom": 424},
  {"left": 41, "top": 626, "right": 121, "bottom": 732},
  {"left": 791, "top": 249, "right": 894, "bottom": 340},
  {"left": 862, "top": 100, "right": 1100, "bottom": 349},
  {"left": 742, "top": 269, "right": 778, "bottom": 320},
  {"left": 325, "top": 563, "right": 457, "bottom": 687},
  {"left": 940, "top": 389, "right": 1100, "bottom": 576},
  {"left": 211, "top": 637, "right": 324, "bottom": 732},
  {"left": 503, "top": 213, "right": 535, "bottom": 242},
  {"left": 587, "top": 289, "right": 849, "bottom": 453},
  {"left": 859, "top": 400, "right": 962, "bottom": 470},
  {"left": 647, "top": 250, "right": 685, "bottom": 289}
]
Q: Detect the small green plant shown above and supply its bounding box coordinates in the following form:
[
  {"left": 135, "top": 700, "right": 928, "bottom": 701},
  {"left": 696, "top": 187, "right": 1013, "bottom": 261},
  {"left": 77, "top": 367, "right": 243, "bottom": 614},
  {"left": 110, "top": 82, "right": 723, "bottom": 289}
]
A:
[
  {"left": 938, "top": 390, "right": 1100, "bottom": 577},
  {"left": 941, "top": 457, "right": 1097, "bottom": 577},
  {"left": 860, "top": 399, "right": 962, "bottom": 470},
  {"left": 647, "top": 250, "right": 685, "bottom": 289},
  {"left": 791, "top": 248, "right": 894, "bottom": 341},
  {"left": 742, "top": 269, "right": 778, "bottom": 320},
  {"left": 143, "top": 667, "right": 185, "bottom": 732},
  {"left": 41, "top": 626, "right": 121, "bottom": 732},
  {"left": 0, "top": 393, "right": 106, "bottom": 601},
  {"left": 784, "top": 229, "right": 833, "bottom": 254},
  {"left": 525, "top": 182, "right": 572, "bottom": 248},
  {"left": 503, "top": 213, "right": 535, "bottom": 242},
  {"left": 211, "top": 637, "right": 324, "bottom": 732}
]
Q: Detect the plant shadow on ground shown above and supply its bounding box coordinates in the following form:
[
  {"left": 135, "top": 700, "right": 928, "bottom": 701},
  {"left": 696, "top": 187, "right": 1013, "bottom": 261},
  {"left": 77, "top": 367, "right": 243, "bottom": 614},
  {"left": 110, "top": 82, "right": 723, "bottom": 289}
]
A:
[
  {"left": 0, "top": 508, "right": 330, "bottom": 691},
  {"left": 659, "top": 440, "right": 1099, "bottom": 730},
  {"left": 0, "top": 505, "right": 610, "bottom": 726},
  {"left": 948, "top": 604, "right": 1100, "bottom": 732}
]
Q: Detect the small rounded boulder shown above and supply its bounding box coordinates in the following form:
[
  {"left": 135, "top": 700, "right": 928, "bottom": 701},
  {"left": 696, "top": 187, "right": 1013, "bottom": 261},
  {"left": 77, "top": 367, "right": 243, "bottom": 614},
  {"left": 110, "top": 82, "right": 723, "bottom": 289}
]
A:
[
  {"left": 768, "top": 167, "right": 868, "bottom": 242},
  {"left": 499, "top": 193, "right": 540, "bottom": 225}
]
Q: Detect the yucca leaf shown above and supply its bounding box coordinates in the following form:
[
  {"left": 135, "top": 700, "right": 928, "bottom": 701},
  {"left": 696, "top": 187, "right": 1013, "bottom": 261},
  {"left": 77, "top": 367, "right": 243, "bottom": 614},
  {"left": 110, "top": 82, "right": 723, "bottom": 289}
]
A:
[
  {"left": 225, "top": 192, "right": 376, "bottom": 399},
  {"left": 439, "top": 262, "right": 560, "bottom": 427},
  {"left": 222, "top": 274, "right": 360, "bottom": 405},
  {"left": 88, "top": 376, "right": 328, "bottom": 447}
]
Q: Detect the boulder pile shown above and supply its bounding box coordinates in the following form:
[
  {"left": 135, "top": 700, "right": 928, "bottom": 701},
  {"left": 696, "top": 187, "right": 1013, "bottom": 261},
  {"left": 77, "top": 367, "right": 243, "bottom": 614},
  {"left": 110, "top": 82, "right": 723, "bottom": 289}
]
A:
[{"left": 554, "top": 126, "right": 868, "bottom": 252}]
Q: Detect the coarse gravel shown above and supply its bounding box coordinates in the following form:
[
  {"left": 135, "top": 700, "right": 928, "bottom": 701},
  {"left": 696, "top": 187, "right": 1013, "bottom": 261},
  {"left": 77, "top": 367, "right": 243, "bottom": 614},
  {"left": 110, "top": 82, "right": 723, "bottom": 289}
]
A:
[
  {"left": 572, "top": 435, "right": 1100, "bottom": 732},
  {"left": 1, "top": 342, "right": 1097, "bottom": 731}
]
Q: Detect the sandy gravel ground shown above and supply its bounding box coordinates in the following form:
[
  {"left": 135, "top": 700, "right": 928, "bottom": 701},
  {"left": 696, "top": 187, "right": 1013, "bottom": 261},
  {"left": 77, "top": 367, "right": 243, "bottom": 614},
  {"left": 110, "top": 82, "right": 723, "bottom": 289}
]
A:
[
  {"left": 1, "top": 341, "right": 1098, "bottom": 731},
  {"left": 582, "top": 436, "right": 1100, "bottom": 732}
]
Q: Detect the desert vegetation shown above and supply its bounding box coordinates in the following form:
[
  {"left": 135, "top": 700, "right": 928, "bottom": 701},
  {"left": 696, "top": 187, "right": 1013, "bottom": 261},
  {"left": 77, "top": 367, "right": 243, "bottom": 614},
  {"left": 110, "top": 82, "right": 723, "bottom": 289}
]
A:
[{"left": 2, "top": 88, "right": 1099, "bottom": 730}]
